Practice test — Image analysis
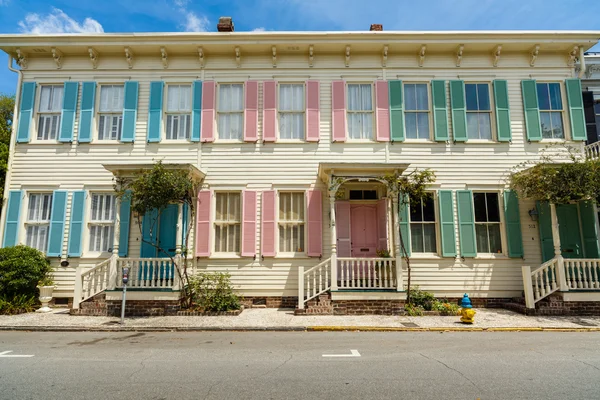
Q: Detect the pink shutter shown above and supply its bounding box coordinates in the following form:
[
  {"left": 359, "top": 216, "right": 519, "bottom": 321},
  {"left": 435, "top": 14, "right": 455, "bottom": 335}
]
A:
[
  {"left": 335, "top": 201, "right": 351, "bottom": 257},
  {"left": 377, "top": 198, "right": 389, "bottom": 251},
  {"left": 262, "top": 81, "right": 277, "bottom": 142},
  {"left": 195, "top": 190, "right": 212, "bottom": 257},
  {"left": 201, "top": 81, "right": 215, "bottom": 142},
  {"left": 305, "top": 80, "right": 320, "bottom": 142},
  {"left": 331, "top": 81, "right": 346, "bottom": 142},
  {"left": 261, "top": 190, "right": 276, "bottom": 257},
  {"left": 306, "top": 190, "right": 323, "bottom": 257},
  {"left": 375, "top": 80, "right": 390, "bottom": 141},
  {"left": 244, "top": 81, "right": 258, "bottom": 142},
  {"left": 241, "top": 190, "right": 257, "bottom": 257}
]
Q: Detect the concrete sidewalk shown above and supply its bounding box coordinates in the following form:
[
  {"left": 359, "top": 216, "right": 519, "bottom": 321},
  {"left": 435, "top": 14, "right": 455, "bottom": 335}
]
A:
[{"left": 1, "top": 308, "right": 600, "bottom": 332}]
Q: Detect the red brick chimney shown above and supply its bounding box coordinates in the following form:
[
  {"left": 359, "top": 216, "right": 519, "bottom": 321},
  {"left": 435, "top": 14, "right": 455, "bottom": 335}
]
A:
[
  {"left": 370, "top": 24, "right": 383, "bottom": 31},
  {"left": 217, "top": 17, "right": 234, "bottom": 32}
]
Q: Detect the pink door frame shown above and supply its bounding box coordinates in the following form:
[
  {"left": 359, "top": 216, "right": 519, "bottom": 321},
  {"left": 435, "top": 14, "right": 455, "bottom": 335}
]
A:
[{"left": 350, "top": 204, "right": 378, "bottom": 257}]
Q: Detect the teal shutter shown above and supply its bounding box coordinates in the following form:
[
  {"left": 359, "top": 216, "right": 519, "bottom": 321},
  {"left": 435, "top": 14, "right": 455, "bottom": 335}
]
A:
[
  {"left": 565, "top": 79, "right": 587, "bottom": 141},
  {"left": 59, "top": 82, "right": 79, "bottom": 142},
  {"left": 140, "top": 209, "right": 159, "bottom": 257},
  {"left": 181, "top": 202, "right": 190, "bottom": 247},
  {"left": 503, "top": 190, "right": 523, "bottom": 258},
  {"left": 521, "top": 80, "right": 542, "bottom": 142},
  {"left": 17, "top": 82, "right": 36, "bottom": 143},
  {"left": 118, "top": 191, "right": 132, "bottom": 257},
  {"left": 536, "top": 201, "right": 554, "bottom": 262},
  {"left": 579, "top": 201, "right": 600, "bottom": 258},
  {"left": 493, "top": 80, "right": 512, "bottom": 142},
  {"left": 438, "top": 190, "right": 456, "bottom": 257},
  {"left": 2, "top": 190, "right": 23, "bottom": 247},
  {"left": 450, "top": 80, "right": 468, "bottom": 142},
  {"left": 147, "top": 81, "right": 164, "bottom": 143},
  {"left": 78, "top": 82, "right": 96, "bottom": 143},
  {"left": 388, "top": 80, "right": 405, "bottom": 142},
  {"left": 121, "top": 81, "right": 138, "bottom": 143},
  {"left": 67, "top": 191, "right": 86, "bottom": 257},
  {"left": 398, "top": 194, "right": 411, "bottom": 257},
  {"left": 47, "top": 190, "right": 68, "bottom": 257},
  {"left": 431, "top": 80, "right": 449, "bottom": 142},
  {"left": 456, "top": 190, "right": 477, "bottom": 257},
  {"left": 191, "top": 81, "right": 202, "bottom": 142}
]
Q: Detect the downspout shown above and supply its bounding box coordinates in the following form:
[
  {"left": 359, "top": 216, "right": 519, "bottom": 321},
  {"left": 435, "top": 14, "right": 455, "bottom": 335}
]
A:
[{"left": 579, "top": 46, "right": 586, "bottom": 78}]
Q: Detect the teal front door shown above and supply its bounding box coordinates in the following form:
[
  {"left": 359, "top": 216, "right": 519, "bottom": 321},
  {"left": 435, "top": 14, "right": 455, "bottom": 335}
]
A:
[
  {"left": 557, "top": 204, "right": 584, "bottom": 259},
  {"left": 140, "top": 204, "right": 178, "bottom": 258}
]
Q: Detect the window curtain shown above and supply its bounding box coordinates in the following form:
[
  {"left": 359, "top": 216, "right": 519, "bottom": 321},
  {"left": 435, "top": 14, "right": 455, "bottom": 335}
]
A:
[{"left": 347, "top": 84, "right": 372, "bottom": 139}]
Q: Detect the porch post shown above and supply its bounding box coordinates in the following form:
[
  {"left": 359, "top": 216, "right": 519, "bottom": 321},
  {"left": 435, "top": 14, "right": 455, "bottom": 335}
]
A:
[
  {"left": 173, "top": 203, "right": 184, "bottom": 291},
  {"left": 391, "top": 194, "right": 404, "bottom": 291},
  {"left": 550, "top": 203, "right": 568, "bottom": 291},
  {"left": 108, "top": 196, "right": 121, "bottom": 290},
  {"left": 329, "top": 191, "right": 338, "bottom": 291}
]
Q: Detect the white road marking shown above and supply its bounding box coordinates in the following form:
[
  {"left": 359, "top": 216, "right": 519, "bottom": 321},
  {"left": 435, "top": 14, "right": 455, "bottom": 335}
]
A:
[
  {"left": 0, "top": 351, "right": 34, "bottom": 358},
  {"left": 322, "top": 349, "right": 361, "bottom": 358}
]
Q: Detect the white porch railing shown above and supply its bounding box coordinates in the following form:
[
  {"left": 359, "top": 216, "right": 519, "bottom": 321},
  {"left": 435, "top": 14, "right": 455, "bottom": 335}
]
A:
[
  {"left": 298, "top": 258, "right": 331, "bottom": 309},
  {"left": 522, "top": 257, "right": 562, "bottom": 308},
  {"left": 564, "top": 259, "right": 600, "bottom": 289},
  {"left": 585, "top": 142, "right": 600, "bottom": 160},
  {"left": 117, "top": 258, "right": 179, "bottom": 289},
  {"left": 73, "top": 258, "right": 112, "bottom": 308},
  {"left": 337, "top": 257, "right": 396, "bottom": 290}
]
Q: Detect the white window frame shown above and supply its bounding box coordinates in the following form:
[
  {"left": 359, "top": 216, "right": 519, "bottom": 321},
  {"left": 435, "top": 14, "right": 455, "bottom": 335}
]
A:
[
  {"left": 277, "top": 82, "right": 306, "bottom": 141},
  {"left": 24, "top": 192, "right": 53, "bottom": 253},
  {"left": 96, "top": 84, "right": 124, "bottom": 142},
  {"left": 164, "top": 84, "right": 192, "bottom": 141},
  {"left": 346, "top": 82, "right": 375, "bottom": 141},
  {"left": 465, "top": 82, "right": 495, "bottom": 141},
  {"left": 537, "top": 81, "right": 567, "bottom": 140},
  {"left": 86, "top": 193, "right": 116, "bottom": 255},
  {"left": 472, "top": 191, "right": 505, "bottom": 256},
  {"left": 403, "top": 82, "right": 433, "bottom": 141},
  {"left": 35, "top": 85, "right": 63, "bottom": 142},
  {"left": 216, "top": 83, "right": 244, "bottom": 142},
  {"left": 213, "top": 191, "right": 242, "bottom": 255},
  {"left": 408, "top": 193, "right": 439, "bottom": 255},
  {"left": 277, "top": 191, "right": 307, "bottom": 256}
]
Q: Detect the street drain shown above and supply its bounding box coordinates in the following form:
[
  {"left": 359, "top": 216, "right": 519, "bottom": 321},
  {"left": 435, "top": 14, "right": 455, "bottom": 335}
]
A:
[{"left": 401, "top": 322, "right": 420, "bottom": 328}]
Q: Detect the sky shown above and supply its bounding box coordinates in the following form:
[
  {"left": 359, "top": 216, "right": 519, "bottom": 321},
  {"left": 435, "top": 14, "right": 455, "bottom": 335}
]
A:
[{"left": 0, "top": 0, "right": 599, "bottom": 94}]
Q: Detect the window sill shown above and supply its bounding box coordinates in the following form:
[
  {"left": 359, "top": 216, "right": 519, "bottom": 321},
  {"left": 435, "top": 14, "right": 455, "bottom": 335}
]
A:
[
  {"left": 155, "top": 140, "right": 195, "bottom": 145},
  {"left": 537, "top": 139, "right": 566, "bottom": 143},
  {"left": 472, "top": 254, "right": 509, "bottom": 260},
  {"left": 463, "top": 139, "right": 497, "bottom": 144},
  {"left": 84, "top": 251, "right": 113, "bottom": 258},
  {"left": 408, "top": 253, "right": 443, "bottom": 260},
  {"left": 275, "top": 254, "right": 310, "bottom": 259},
  {"left": 28, "top": 140, "right": 62, "bottom": 145},
  {"left": 210, "top": 253, "right": 242, "bottom": 259},
  {"left": 345, "top": 139, "right": 377, "bottom": 144},
  {"left": 214, "top": 139, "right": 244, "bottom": 144},
  {"left": 403, "top": 139, "right": 436, "bottom": 143},
  {"left": 276, "top": 139, "right": 307, "bottom": 144}
]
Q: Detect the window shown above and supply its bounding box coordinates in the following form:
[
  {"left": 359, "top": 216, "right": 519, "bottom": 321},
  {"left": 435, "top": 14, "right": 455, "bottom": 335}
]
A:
[
  {"left": 404, "top": 84, "right": 430, "bottom": 139},
  {"left": 347, "top": 84, "right": 373, "bottom": 139},
  {"left": 218, "top": 84, "right": 244, "bottom": 140},
  {"left": 166, "top": 85, "right": 192, "bottom": 140},
  {"left": 409, "top": 195, "right": 437, "bottom": 253},
  {"left": 349, "top": 190, "right": 378, "bottom": 200},
  {"left": 278, "top": 84, "right": 305, "bottom": 140},
  {"left": 98, "top": 85, "right": 124, "bottom": 141},
  {"left": 88, "top": 194, "right": 116, "bottom": 252},
  {"left": 594, "top": 92, "right": 600, "bottom": 139},
  {"left": 37, "top": 85, "right": 63, "bottom": 140},
  {"left": 25, "top": 193, "right": 53, "bottom": 251},
  {"left": 537, "top": 82, "right": 564, "bottom": 139},
  {"left": 214, "top": 192, "right": 241, "bottom": 253},
  {"left": 473, "top": 192, "right": 502, "bottom": 254},
  {"left": 279, "top": 192, "right": 305, "bottom": 253},
  {"left": 465, "top": 83, "right": 492, "bottom": 140}
]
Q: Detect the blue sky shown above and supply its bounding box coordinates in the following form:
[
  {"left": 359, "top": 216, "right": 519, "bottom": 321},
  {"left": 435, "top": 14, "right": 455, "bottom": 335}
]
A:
[{"left": 0, "top": 0, "right": 599, "bottom": 94}]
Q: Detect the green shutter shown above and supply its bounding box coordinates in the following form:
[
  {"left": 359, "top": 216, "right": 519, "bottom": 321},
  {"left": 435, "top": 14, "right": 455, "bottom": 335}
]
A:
[
  {"left": 182, "top": 202, "right": 190, "bottom": 246},
  {"left": 147, "top": 81, "right": 164, "bottom": 143},
  {"left": 521, "top": 80, "right": 542, "bottom": 142},
  {"left": 565, "top": 79, "right": 587, "bottom": 141},
  {"left": 47, "top": 190, "right": 68, "bottom": 257},
  {"left": 450, "top": 80, "right": 468, "bottom": 142},
  {"left": 59, "top": 82, "right": 79, "bottom": 142},
  {"left": 17, "top": 82, "right": 36, "bottom": 143},
  {"left": 537, "top": 201, "right": 554, "bottom": 263},
  {"left": 2, "top": 190, "right": 23, "bottom": 247},
  {"left": 438, "top": 190, "right": 456, "bottom": 257},
  {"left": 493, "top": 80, "right": 512, "bottom": 142},
  {"left": 121, "top": 81, "right": 138, "bottom": 143},
  {"left": 431, "top": 80, "right": 449, "bottom": 142},
  {"left": 67, "top": 191, "right": 86, "bottom": 257},
  {"left": 389, "top": 80, "right": 405, "bottom": 142},
  {"left": 398, "top": 193, "right": 411, "bottom": 257},
  {"left": 119, "top": 191, "right": 132, "bottom": 257},
  {"left": 78, "top": 82, "right": 96, "bottom": 143},
  {"left": 191, "top": 81, "right": 202, "bottom": 142},
  {"left": 580, "top": 201, "right": 600, "bottom": 258},
  {"left": 140, "top": 209, "right": 159, "bottom": 257},
  {"left": 503, "top": 190, "right": 523, "bottom": 258},
  {"left": 456, "top": 190, "right": 477, "bottom": 257}
]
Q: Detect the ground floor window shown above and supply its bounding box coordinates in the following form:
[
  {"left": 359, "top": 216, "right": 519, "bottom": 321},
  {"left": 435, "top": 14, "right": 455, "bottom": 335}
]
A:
[
  {"left": 473, "top": 192, "right": 502, "bottom": 253},
  {"left": 88, "top": 194, "right": 116, "bottom": 252},
  {"left": 214, "top": 192, "right": 241, "bottom": 253},
  {"left": 25, "top": 193, "right": 53, "bottom": 251},
  {"left": 409, "top": 195, "right": 437, "bottom": 253},
  {"left": 279, "top": 192, "right": 305, "bottom": 253}
]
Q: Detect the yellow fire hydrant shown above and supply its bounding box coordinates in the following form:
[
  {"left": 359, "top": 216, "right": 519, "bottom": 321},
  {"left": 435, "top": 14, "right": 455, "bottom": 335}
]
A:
[{"left": 460, "top": 293, "right": 476, "bottom": 324}]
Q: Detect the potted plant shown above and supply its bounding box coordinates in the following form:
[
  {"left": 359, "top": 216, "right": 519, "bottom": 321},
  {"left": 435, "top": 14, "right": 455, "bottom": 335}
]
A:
[{"left": 36, "top": 273, "right": 55, "bottom": 313}]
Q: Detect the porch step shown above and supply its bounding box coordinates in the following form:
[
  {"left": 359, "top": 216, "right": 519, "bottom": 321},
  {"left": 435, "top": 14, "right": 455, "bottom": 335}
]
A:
[
  {"left": 70, "top": 293, "right": 108, "bottom": 316},
  {"left": 296, "top": 293, "right": 333, "bottom": 315}
]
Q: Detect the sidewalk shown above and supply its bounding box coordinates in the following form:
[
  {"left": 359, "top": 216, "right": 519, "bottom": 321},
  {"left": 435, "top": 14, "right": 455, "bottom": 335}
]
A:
[{"left": 1, "top": 308, "right": 600, "bottom": 332}]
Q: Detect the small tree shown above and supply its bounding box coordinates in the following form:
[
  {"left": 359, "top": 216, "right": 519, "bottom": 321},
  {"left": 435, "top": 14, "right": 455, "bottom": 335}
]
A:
[
  {"left": 0, "top": 93, "right": 15, "bottom": 207},
  {"left": 114, "top": 161, "right": 202, "bottom": 307}
]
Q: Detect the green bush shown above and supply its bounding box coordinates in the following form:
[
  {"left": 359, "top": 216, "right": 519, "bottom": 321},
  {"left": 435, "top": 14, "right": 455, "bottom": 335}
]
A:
[
  {"left": 0, "top": 294, "right": 38, "bottom": 315},
  {"left": 0, "top": 245, "right": 51, "bottom": 299},
  {"left": 404, "top": 303, "right": 424, "bottom": 316},
  {"left": 408, "top": 286, "right": 436, "bottom": 310},
  {"left": 430, "top": 300, "right": 461, "bottom": 316},
  {"left": 188, "top": 272, "right": 241, "bottom": 312}
]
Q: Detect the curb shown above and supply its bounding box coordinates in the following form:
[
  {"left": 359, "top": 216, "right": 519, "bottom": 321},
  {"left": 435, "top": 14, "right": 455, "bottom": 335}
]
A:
[{"left": 307, "top": 326, "right": 600, "bottom": 332}]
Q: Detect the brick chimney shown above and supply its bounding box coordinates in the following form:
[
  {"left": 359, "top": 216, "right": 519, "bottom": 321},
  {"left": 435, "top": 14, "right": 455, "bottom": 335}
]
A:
[
  {"left": 370, "top": 24, "right": 383, "bottom": 31},
  {"left": 217, "top": 17, "right": 234, "bottom": 32}
]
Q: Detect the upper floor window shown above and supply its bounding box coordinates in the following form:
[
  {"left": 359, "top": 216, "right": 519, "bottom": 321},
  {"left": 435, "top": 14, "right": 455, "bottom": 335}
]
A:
[
  {"left": 279, "top": 192, "right": 305, "bottom": 253},
  {"left": 166, "top": 85, "right": 192, "bottom": 140},
  {"left": 88, "top": 194, "right": 116, "bottom": 253},
  {"left": 537, "top": 82, "right": 564, "bottom": 139},
  {"left": 37, "top": 85, "right": 63, "bottom": 140},
  {"left": 25, "top": 193, "right": 53, "bottom": 251},
  {"left": 278, "top": 84, "right": 305, "bottom": 140},
  {"left": 347, "top": 84, "right": 373, "bottom": 140},
  {"left": 473, "top": 192, "right": 502, "bottom": 254},
  {"left": 404, "top": 83, "right": 430, "bottom": 139},
  {"left": 98, "top": 85, "right": 124, "bottom": 141},
  {"left": 409, "top": 195, "right": 437, "bottom": 253},
  {"left": 466, "top": 83, "right": 492, "bottom": 140},
  {"left": 214, "top": 192, "right": 241, "bottom": 253},
  {"left": 218, "top": 84, "right": 244, "bottom": 140}
]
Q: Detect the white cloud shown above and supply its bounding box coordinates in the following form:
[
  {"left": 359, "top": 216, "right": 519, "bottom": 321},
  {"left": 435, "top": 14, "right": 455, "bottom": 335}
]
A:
[
  {"left": 172, "top": 0, "right": 209, "bottom": 32},
  {"left": 252, "top": 27, "right": 266, "bottom": 32},
  {"left": 18, "top": 8, "right": 103, "bottom": 34}
]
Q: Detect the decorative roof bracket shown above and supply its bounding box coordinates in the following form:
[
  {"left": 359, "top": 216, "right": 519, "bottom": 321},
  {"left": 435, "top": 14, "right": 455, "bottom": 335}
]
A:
[
  {"left": 15, "top": 48, "right": 27, "bottom": 69},
  {"left": 51, "top": 47, "right": 63, "bottom": 69},
  {"left": 272, "top": 46, "right": 277, "bottom": 68},
  {"left": 382, "top": 45, "right": 388, "bottom": 67},
  {"left": 345, "top": 46, "right": 350, "bottom": 67},
  {"left": 124, "top": 47, "right": 133, "bottom": 69},
  {"left": 418, "top": 45, "right": 426, "bottom": 67},
  {"left": 456, "top": 45, "right": 464, "bottom": 67},
  {"left": 235, "top": 46, "right": 241, "bottom": 68},
  {"left": 530, "top": 45, "right": 539, "bottom": 67},
  {"left": 198, "top": 47, "right": 204, "bottom": 68},
  {"left": 308, "top": 45, "right": 314, "bottom": 67},
  {"left": 160, "top": 47, "right": 168, "bottom": 69},
  {"left": 567, "top": 45, "right": 579, "bottom": 67},
  {"left": 493, "top": 45, "right": 502, "bottom": 67},
  {"left": 88, "top": 47, "right": 98, "bottom": 69}
]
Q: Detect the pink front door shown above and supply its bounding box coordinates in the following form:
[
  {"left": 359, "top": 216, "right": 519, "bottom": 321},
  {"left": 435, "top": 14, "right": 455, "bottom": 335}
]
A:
[{"left": 350, "top": 204, "right": 378, "bottom": 257}]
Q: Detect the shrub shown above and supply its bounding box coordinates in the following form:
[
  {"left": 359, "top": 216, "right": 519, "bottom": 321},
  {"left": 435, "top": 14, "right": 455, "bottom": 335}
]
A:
[
  {"left": 0, "top": 245, "right": 51, "bottom": 299},
  {"left": 408, "top": 286, "right": 436, "bottom": 310},
  {"left": 404, "top": 303, "right": 424, "bottom": 316},
  {"left": 430, "top": 300, "right": 461, "bottom": 316},
  {"left": 188, "top": 272, "right": 241, "bottom": 312},
  {"left": 0, "top": 294, "right": 38, "bottom": 315}
]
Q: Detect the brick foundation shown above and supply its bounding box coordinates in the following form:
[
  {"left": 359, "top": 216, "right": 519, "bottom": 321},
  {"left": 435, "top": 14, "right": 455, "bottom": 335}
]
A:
[
  {"left": 105, "top": 300, "right": 181, "bottom": 317},
  {"left": 240, "top": 296, "right": 297, "bottom": 309},
  {"left": 332, "top": 300, "right": 405, "bottom": 315}
]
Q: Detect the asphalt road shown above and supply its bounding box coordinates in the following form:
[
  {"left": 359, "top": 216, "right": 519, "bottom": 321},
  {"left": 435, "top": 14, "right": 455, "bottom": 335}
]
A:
[{"left": 0, "top": 331, "right": 599, "bottom": 400}]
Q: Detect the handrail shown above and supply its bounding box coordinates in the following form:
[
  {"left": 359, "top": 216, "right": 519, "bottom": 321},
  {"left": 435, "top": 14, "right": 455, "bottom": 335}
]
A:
[
  {"left": 298, "top": 257, "right": 331, "bottom": 309},
  {"left": 74, "top": 258, "right": 113, "bottom": 309},
  {"left": 585, "top": 142, "right": 600, "bottom": 160}
]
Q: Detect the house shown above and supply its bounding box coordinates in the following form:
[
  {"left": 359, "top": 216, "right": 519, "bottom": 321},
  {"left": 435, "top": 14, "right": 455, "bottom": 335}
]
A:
[
  {"left": 1, "top": 23, "right": 599, "bottom": 315},
  {"left": 580, "top": 52, "right": 600, "bottom": 146}
]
